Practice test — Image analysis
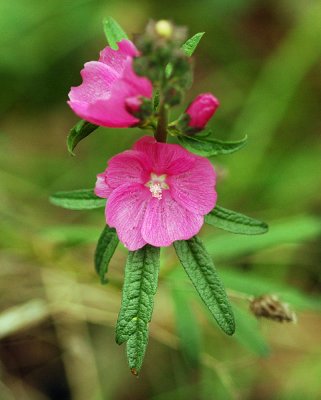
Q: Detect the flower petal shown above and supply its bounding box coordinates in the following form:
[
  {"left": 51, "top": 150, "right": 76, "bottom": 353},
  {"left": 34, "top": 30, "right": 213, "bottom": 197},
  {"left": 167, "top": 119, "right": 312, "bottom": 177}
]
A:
[
  {"left": 68, "top": 60, "right": 129, "bottom": 126},
  {"left": 119, "top": 60, "right": 153, "bottom": 97},
  {"left": 68, "top": 61, "right": 117, "bottom": 104},
  {"left": 107, "top": 150, "right": 152, "bottom": 188},
  {"left": 94, "top": 173, "right": 113, "bottom": 198},
  {"left": 69, "top": 61, "right": 152, "bottom": 128},
  {"left": 141, "top": 191, "right": 203, "bottom": 247},
  {"left": 99, "top": 40, "right": 139, "bottom": 72},
  {"left": 168, "top": 156, "right": 216, "bottom": 215},
  {"left": 106, "top": 183, "right": 149, "bottom": 250},
  {"left": 134, "top": 136, "right": 196, "bottom": 175}
]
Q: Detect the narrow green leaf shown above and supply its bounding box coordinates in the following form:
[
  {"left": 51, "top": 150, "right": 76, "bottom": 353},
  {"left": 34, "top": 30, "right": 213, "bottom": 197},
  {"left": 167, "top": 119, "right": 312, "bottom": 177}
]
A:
[
  {"left": 116, "top": 245, "right": 160, "bottom": 374},
  {"left": 164, "top": 32, "right": 204, "bottom": 79},
  {"left": 177, "top": 134, "right": 247, "bottom": 156},
  {"left": 94, "top": 225, "right": 119, "bottom": 284},
  {"left": 103, "top": 17, "right": 128, "bottom": 50},
  {"left": 50, "top": 189, "right": 106, "bottom": 210},
  {"left": 205, "top": 205, "right": 268, "bottom": 235},
  {"left": 165, "top": 62, "right": 173, "bottom": 78},
  {"left": 173, "top": 236, "right": 235, "bottom": 335},
  {"left": 67, "top": 120, "right": 98, "bottom": 156},
  {"left": 182, "top": 32, "right": 205, "bottom": 56}
]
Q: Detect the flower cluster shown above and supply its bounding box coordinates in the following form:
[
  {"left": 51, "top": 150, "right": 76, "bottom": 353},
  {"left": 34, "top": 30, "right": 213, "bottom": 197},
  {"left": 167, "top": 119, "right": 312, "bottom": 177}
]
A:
[
  {"left": 68, "top": 25, "right": 220, "bottom": 248},
  {"left": 51, "top": 18, "right": 267, "bottom": 375}
]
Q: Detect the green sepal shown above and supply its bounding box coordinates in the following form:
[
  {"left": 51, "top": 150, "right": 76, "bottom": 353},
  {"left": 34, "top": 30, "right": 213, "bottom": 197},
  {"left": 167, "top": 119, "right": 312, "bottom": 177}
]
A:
[
  {"left": 67, "top": 120, "right": 98, "bottom": 156},
  {"left": 177, "top": 133, "right": 247, "bottom": 156},
  {"left": 50, "top": 189, "right": 106, "bottom": 210},
  {"left": 103, "top": 17, "right": 128, "bottom": 50},
  {"left": 205, "top": 205, "right": 268, "bottom": 235},
  {"left": 116, "top": 245, "right": 160, "bottom": 374},
  {"left": 173, "top": 236, "right": 235, "bottom": 336},
  {"left": 94, "top": 225, "right": 119, "bottom": 284},
  {"left": 182, "top": 32, "right": 205, "bottom": 56}
]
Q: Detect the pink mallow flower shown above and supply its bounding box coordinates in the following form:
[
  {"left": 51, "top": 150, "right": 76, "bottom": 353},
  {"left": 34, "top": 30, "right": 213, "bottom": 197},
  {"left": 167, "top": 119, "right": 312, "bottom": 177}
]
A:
[
  {"left": 95, "top": 136, "right": 217, "bottom": 250},
  {"left": 185, "top": 93, "right": 220, "bottom": 129},
  {"left": 68, "top": 40, "right": 153, "bottom": 128}
]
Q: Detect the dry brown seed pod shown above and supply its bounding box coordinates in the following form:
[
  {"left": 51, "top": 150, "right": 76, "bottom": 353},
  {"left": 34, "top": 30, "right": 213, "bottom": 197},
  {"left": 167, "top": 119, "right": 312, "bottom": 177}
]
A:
[{"left": 249, "top": 294, "right": 297, "bottom": 323}]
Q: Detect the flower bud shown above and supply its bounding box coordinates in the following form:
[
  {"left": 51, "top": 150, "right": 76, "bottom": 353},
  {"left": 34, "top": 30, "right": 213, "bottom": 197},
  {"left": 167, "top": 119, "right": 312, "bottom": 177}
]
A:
[
  {"left": 155, "top": 20, "right": 174, "bottom": 39},
  {"left": 125, "top": 96, "right": 143, "bottom": 114},
  {"left": 186, "top": 93, "right": 219, "bottom": 129}
]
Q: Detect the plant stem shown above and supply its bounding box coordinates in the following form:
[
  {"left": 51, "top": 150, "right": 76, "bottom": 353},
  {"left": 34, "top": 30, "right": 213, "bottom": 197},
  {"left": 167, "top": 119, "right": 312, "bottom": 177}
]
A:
[{"left": 155, "top": 102, "right": 168, "bottom": 143}]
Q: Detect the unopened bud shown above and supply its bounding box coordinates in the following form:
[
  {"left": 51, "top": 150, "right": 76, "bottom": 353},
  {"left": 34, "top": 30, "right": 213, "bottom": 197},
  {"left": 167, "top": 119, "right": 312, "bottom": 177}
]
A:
[
  {"left": 185, "top": 93, "right": 219, "bottom": 130},
  {"left": 125, "top": 96, "right": 142, "bottom": 115},
  {"left": 155, "top": 20, "right": 174, "bottom": 39}
]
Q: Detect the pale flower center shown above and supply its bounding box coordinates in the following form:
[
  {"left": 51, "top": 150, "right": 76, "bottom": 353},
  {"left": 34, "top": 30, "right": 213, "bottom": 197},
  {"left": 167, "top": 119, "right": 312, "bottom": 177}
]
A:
[{"left": 145, "top": 173, "right": 169, "bottom": 200}]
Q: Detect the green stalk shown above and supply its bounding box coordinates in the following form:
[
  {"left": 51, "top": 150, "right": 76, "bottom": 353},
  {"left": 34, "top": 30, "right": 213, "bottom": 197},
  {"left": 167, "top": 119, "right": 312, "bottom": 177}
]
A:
[{"left": 155, "top": 102, "right": 168, "bottom": 143}]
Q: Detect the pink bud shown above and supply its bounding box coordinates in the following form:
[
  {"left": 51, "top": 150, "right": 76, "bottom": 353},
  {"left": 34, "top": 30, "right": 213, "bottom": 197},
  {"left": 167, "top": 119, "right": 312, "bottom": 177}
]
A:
[
  {"left": 185, "top": 93, "right": 220, "bottom": 129},
  {"left": 125, "top": 96, "right": 143, "bottom": 115}
]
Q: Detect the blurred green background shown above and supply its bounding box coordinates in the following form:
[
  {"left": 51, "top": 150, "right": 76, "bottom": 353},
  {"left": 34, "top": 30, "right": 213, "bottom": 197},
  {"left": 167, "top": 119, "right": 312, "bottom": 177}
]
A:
[{"left": 0, "top": 0, "right": 320, "bottom": 399}]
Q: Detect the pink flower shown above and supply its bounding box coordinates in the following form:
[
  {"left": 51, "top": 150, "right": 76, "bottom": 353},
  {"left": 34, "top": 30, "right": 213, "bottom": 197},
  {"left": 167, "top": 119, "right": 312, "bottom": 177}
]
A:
[
  {"left": 68, "top": 40, "right": 153, "bottom": 128},
  {"left": 186, "top": 93, "right": 220, "bottom": 129},
  {"left": 95, "top": 136, "right": 217, "bottom": 250}
]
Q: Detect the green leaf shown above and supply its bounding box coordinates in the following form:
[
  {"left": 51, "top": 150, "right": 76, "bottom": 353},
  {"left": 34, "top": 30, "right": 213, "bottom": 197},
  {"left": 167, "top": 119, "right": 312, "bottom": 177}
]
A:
[
  {"left": 182, "top": 32, "right": 205, "bottom": 56},
  {"left": 233, "top": 305, "right": 270, "bottom": 357},
  {"left": 94, "top": 225, "right": 119, "bottom": 284},
  {"left": 165, "top": 63, "right": 173, "bottom": 78},
  {"left": 50, "top": 189, "right": 106, "bottom": 210},
  {"left": 205, "top": 205, "right": 268, "bottom": 235},
  {"left": 116, "top": 245, "right": 160, "bottom": 374},
  {"left": 177, "top": 134, "right": 247, "bottom": 156},
  {"left": 173, "top": 236, "right": 235, "bottom": 335},
  {"left": 164, "top": 32, "right": 204, "bottom": 79},
  {"left": 67, "top": 120, "right": 98, "bottom": 156},
  {"left": 103, "top": 17, "right": 128, "bottom": 50}
]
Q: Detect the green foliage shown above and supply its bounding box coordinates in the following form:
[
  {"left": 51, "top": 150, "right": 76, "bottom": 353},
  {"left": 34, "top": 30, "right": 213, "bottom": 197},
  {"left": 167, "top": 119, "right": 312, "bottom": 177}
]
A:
[
  {"left": 172, "top": 284, "right": 202, "bottom": 366},
  {"left": 177, "top": 134, "right": 247, "bottom": 156},
  {"left": 221, "top": 268, "right": 321, "bottom": 311},
  {"left": 233, "top": 305, "right": 270, "bottom": 357},
  {"left": 94, "top": 225, "right": 119, "bottom": 284},
  {"left": 205, "top": 205, "right": 268, "bottom": 235},
  {"left": 182, "top": 32, "right": 205, "bottom": 56},
  {"left": 50, "top": 189, "right": 105, "bottom": 210},
  {"left": 103, "top": 16, "right": 128, "bottom": 49},
  {"left": 42, "top": 225, "right": 101, "bottom": 246},
  {"left": 116, "top": 245, "right": 160, "bottom": 374},
  {"left": 205, "top": 215, "right": 321, "bottom": 261},
  {"left": 67, "top": 120, "right": 98, "bottom": 156},
  {"left": 174, "top": 237, "right": 235, "bottom": 336}
]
